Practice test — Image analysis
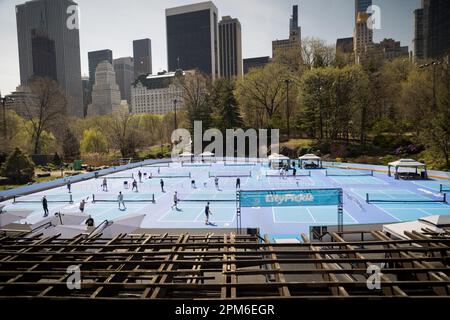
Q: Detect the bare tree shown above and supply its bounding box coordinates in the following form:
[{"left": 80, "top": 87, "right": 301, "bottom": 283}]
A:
[{"left": 24, "top": 77, "right": 66, "bottom": 154}]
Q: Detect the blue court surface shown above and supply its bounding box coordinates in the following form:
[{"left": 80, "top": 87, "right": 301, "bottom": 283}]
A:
[{"left": 1, "top": 161, "right": 449, "bottom": 238}]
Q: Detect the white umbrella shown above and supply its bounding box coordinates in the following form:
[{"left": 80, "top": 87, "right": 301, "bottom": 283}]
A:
[
  {"left": 95, "top": 213, "right": 145, "bottom": 238},
  {"left": 179, "top": 151, "right": 194, "bottom": 157},
  {"left": 200, "top": 151, "right": 215, "bottom": 157},
  {"left": 0, "top": 210, "right": 33, "bottom": 227}
]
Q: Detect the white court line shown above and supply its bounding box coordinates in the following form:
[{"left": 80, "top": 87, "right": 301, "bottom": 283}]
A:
[
  {"left": 374, "top": 206, "right": 402, "bottom": 222},
  {"left": 306, "top": 208, "right": 317, "bottom": 223}
]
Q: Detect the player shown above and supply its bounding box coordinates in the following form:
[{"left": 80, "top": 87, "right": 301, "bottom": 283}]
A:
[
  {"left": 138, "top": 170, "right": 142, "bottom": 183},
  {"left": 79, "top": 199, "right": 86, "bottom": 213},
  {"left": 160, "top": 179, "right": 165, "bottom": 192},
  {"left": 204, "top": 202, "right": 212, "bottom": 225},
  {"left": 102, "top": 178, "right": 108, "bottom": 191},
  {"left": 191, "top": 179, "right": 196, "bottom": 188},
  {"left": 236, "top": 177, "right": 241, "bottom": 189},
  {"left": 42, "top": 196, "right": 49, "bottom": 217},
  {"left": 118, "top": 191, "right": 126, "bottom": 210},
  {"left": 171, "top": 191, "right": 178, "bottom": 210},
  {"left": 214, "top": 176, "right": 219, "bottom": 189},
  {"left": 67, "top": 179, "right": 72, "bottom": 193},
  {"left": 132, "top": 179, "right": 138, "bottom": 192}
]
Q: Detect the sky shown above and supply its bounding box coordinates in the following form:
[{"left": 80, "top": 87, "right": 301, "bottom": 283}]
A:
[{"left": 0, "top": 0, "right": 421, "bottom": 95}]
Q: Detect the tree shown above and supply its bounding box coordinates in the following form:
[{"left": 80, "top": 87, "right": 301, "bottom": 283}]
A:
[
  {"left": 0, "top": 110, "right": 28, "bottom": 154},
  {"left": 107, "top": 109, "right": 143, "bottom": 157},
  {"left": 1, "top": 148, "right": 35, "bottom": 184},
  {"left": 177, "top": 71, "right": 213, "bottom": 133},
  {"left": 80, "top": 128, "right": 109, "bottom": 154},
  {"left": 301, "top": 37, "right": 335, "bottom": 70},
  {"left": 211, "top": 78, "right": 243, "bottom": 131},
  {"left": 23, "top": 77, "right": 67, "bottom": 154},
  {"left": 52, "top": 152, "right": 62, "bottom": 167},
  {"left": 62, "top": 128, "right": 80, "bottom": 161},
  {"left": 236, "top": 63, "right": 289, "bottom": 129}
]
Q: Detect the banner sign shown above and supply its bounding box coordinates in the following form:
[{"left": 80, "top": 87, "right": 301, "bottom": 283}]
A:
[{"left": 239, "top": 189, "right": 342, "bottom": 207}]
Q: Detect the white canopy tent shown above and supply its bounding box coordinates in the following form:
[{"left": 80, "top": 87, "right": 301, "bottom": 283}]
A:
[
  {"left": 268, "top": 153, "right": 290, "bottom": 169},
  {"left": 383, "top": 215, "right": 450, "bottom": 240},
  {"left": 93, "top": 213, "right": 145, "bottom": 238},
  {"left": 298, "top": 154, "right": 322, "bottom": 169},
  {"left": 179, "top": 151, "right": 194, "bottom": 163},
  {"left": 388, "top": 159, "right": 427, "bottom": 179},
  {"left": 0, "top": 209, "right": 33, "bottom": 227}
]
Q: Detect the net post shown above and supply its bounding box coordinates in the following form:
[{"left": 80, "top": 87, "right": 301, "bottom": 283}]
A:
[
  {"left": 370, "top": 170, "right": 374, "bottom": 176},
  {"left": 13, "top": 196, "right": 16, "bottom": 203},
  {"left": 69, "top": 194, "right": 73, "bottom": 204},
  {"left": 326, "top": 170, "right": 329, "bottom": 176},
  {"left": 366, "top": 193, "right": 369, "bottom": 203},
  {"left": 440, "top": 184, "right": 443, "bottom": 193},
  {"left": 338, "top": 189, "right": 343, "bottom": 235},
  {"left": 132, "top": 173, "right": 134, "bottom": 179},
  {"left": 308, "top": 171, "right": 311, "bottom": 177},
  {"left": 249, "top": 171, "right": 252, "bottom": 177},
  {"left": 208, "top": 172, "right": 211, "bottom": 178},
  {"left": 92, "top": 194, "right": 95, "bottom": 203},
  {"left": 152, "top": 194, "right": 155, "bottom": 203},
  {"left": 444, "top": 193, "right": 447, "bottom": 203},
  {"left": 189, "top": 172, "right": 191, "bottom": 178}
]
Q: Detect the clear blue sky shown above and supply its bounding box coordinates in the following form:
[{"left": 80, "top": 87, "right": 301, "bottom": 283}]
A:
[{"left": 0, "top": 0, "right": 420, "bottom": 95}]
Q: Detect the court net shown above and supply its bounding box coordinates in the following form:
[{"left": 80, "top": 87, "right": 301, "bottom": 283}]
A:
[
  {"left": 365, "top": 193, "right": 447, "bottom": 204},
  {"left": 224, "top": 162, "right": 256, "bottom": 167},
  {"left": 440, "top": 184, "right": 450, "bottom": 193},
  {"left": 105, "top": 174, "right": 134, "bottom": 179},
  {"left": 208, "top": 172, "right": 251, "bottom": 178},
  {"left": 143, "top": 163, "right": 170, "bottom": 167},
  {"left": 13, "top": 194, "right": 73, "bottom": 204},
  {"left": 149, "top": 172, "right": 191, "bottom": 178},
  {"left": 326, "top": 170, "right": 373, "bottom": 177},
  {"left": 181, "top": 162, "right": 212, "bottom": 167},
  {"left": 177, "top": 193, "right": 236, "bottom": 202},
  {"left": 92, "top": 193, "right": 155, "bottom": 203},
  {"left": 266, "top": 171, "right": 311, "bottom": 177}
]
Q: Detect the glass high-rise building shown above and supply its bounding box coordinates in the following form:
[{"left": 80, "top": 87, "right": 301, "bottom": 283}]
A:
[
  {"left": 133, "top": 39, "right": 152, "bottom": 77},
  {"left": 16, "top": 0, "right": 83, "bottom": 117},
  {"left": 166, "top": 1, "right": 219, "bottom": 79},
  {"left": 113, "top": 57, "right": 134, "bottom": 103}
]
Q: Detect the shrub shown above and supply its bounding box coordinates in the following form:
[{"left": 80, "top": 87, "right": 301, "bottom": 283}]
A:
[
  {"left": 52, "top": 153, "right": 62, "bottom": 167},
  {"left": 0, "top": 148, "right": 35, "bottom": 184}
]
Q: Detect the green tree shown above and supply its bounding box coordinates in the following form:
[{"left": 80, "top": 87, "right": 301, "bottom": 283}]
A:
[
  {"left": 1, "top": 148, "right": 35, "bottom": 184},
  {"left": 62, "top": 128, "right": 80, "bottom": 161},
  {"left": 236, "top": 63, "right": 289, "bottom": 129},
  {"left": 80, "top": 128, "right": 109, "bottom": 154},
  {"left": 211, "top": 78, "right": 243, "bottom": 131}
]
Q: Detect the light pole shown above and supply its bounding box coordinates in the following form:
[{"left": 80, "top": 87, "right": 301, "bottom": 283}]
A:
[
  {"left": 284, "top": 79, "right": 292, "bottom": 139},
  {"left": 0, "top": 93, "right": 14, "bottom": 139},
  {"left": 173, "top": 98, "right": 178, "bottom": 130},
  {"left": 419, "top": 61, "right": 441, "bottom": 110}
]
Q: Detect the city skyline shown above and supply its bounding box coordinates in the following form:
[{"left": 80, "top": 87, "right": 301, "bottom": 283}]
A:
[{"left": 0, "top": 0, "right": 420, "bottom": 95}]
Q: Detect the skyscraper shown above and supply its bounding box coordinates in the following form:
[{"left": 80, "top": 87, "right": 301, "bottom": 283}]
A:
[
  {"left": 272, "top": 5, "right": 301, "bottom": 58},
  {"left": 218, "top": 16, "right": 242, "bottom": 78},
  {"left": 354, "top": 12, "right": 374, "bottom": 64},
  {"left": 88, "top": 49, "right": 113, "bottom": 85},
  {"left": 355, "top": 0, "right": 372, "bottom": 21},
  {"left": 133, "top": 39, "right": 152, "bottom": 77},
  {"left": 166, "top": 1, "right": 219, "bottom": 79},
  {"left": 113, "top": 57, "right": 134, "bottom": 103},
  {"left": 87, "top": 61, "right": 121, "bottom": 116},
  {"left": 414, "top": 0, "right": 450, "bottom": 60},
  {"left": 16, "top": 0, "right": 83, "bottom": 117}
]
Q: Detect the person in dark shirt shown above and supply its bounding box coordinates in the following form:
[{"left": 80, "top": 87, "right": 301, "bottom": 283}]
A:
[
  {"left": 138, "top": 170, "right": 142, "bottom": 183},
  {"left": 205, "top": 202, "right": 212, "bottom": 225},
  {"left": 236, "top": 177, "right": 241, "bottom": 189},
  {"left": 42, "top": 196, "right": 49, "bottom": 217},
  {"left": 85, "top": 215, "right": 94, "bottom": 227},
  {"left": 160, "top": 179, "right": 165, "bottom": 192}
]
